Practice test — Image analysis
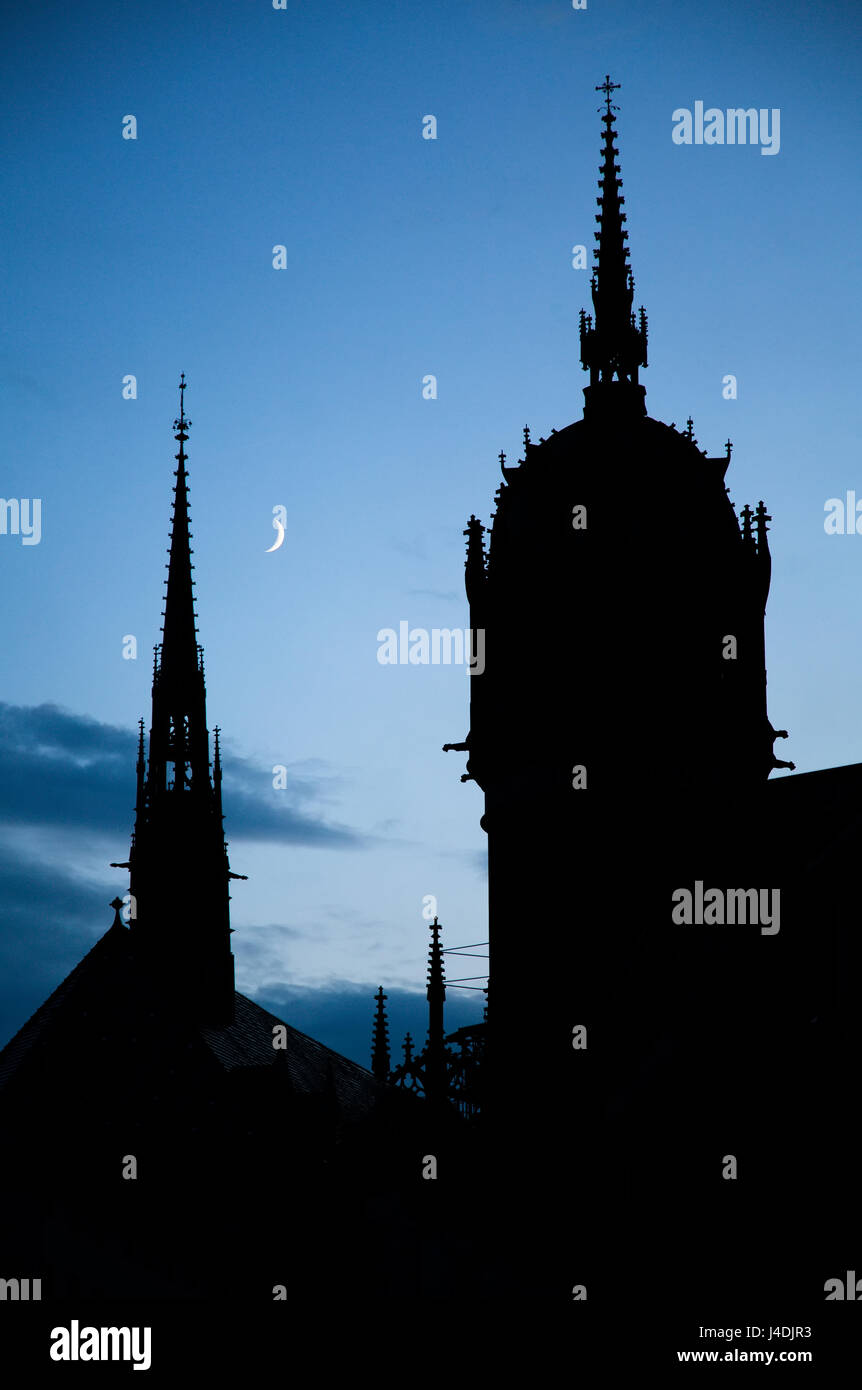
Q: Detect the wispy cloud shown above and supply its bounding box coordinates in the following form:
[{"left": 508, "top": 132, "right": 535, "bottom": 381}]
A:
[{"left": 0, "top": 702, "right": 365, "bottom": 847}]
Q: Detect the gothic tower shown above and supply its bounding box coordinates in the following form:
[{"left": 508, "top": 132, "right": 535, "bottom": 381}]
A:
[
  {"left": 450, "top": 79, "right": 793, "bottom": 1209},
  {"left": 122, "top": 376, "right": 238, "bottom": 1025}
]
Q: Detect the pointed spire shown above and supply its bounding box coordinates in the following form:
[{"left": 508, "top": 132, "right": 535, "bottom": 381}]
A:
[
  {"left": 125, "top": 376, "right": 237, "bottom": 1027},
  {"left": 160, "top": 373, "right": 199, "bottom": 689},
  {"left": 371, "top": 986, "right": 391, "bottom": 1082},
  {"left": 427, "top": 917, "right": 446, "bottom": 1006},
  {"left": 424, "top": 917, "right": 447, "bottom": 1105},
  {"left": 580, "top": 77, "right": 648, "bottom": 417}
]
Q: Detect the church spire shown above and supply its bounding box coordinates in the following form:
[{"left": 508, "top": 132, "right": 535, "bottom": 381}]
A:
[
  {"left": 371, "top": 986, "right": 391, "bottom": 1083},
  {"left": 159, "top": 374, "right": 203, "bottom": 715},
  {"left": 424, "top": 917, "right": 448, "bottom": 1105},
  {"left": 126, "top": 376, "right": 236, "bottom": 1025},
  {"left": 579, "top": 76, "right": 648, "bottom": 417}
]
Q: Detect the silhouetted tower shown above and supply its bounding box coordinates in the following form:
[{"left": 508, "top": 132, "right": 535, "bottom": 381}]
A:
[
  {"left": 449, "top": 78, "right": 792, "bottom": 1147},
  {"left": 125, "top": 376, "right": 239, "bottom": 1025},
  {"left": 371, "top": 986, "right": 391, "bottom": 1082}
]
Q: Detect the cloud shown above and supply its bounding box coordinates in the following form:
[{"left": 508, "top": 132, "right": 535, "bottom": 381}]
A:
[
  {"left": 0, "top": 837, "right": 109, "bottom": 1049},
  {"left": 0, "top": 701, "right": 364, "bottom": 847},
  {"left": 0, "top": 702, "right": 371, "bottom": 1046},
  {"left": 247, "top": 979, "right": 485, "bottom": 1069}
]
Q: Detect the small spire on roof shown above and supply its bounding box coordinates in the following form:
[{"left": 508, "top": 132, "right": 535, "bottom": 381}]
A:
[{"left": 371, "top": 986, "right": 391, "bottom": 1082}]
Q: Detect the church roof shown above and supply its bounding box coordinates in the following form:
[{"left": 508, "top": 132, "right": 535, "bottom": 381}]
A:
[
  {"left": 0, "top": 917, "right": 379, "bottom": 1121},
  {"left": 0, "top": 919, "right": 129, "bottom": 1097}
]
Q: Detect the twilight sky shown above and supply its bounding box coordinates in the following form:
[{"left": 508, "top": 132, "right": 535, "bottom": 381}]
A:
[{"left": 1, "top": 0, "right": 860, "bottom": 1065}]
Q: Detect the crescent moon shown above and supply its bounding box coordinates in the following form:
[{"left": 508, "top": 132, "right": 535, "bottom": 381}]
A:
[{"left": 266, "top": 520, "right": 285, "bottom": 553}]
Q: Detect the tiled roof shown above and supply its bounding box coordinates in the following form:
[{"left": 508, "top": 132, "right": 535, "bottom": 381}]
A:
[{"left": 200, "top": 992, "right": 380, "bottom": 1118}]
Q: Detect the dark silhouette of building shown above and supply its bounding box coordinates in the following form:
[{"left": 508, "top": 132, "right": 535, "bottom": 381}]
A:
[
  {"left": 380, "top": 76, "right": 860, "bottom": 1320},
  {"left": 0, "top": 378, "right": 421, "bottom": 1300},
  {"left": 2, "top": 79, "right": 860, "bottom": 1338}
]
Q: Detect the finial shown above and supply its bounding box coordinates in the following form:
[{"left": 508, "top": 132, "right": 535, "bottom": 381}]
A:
[
  {"left": 755, "top": 500, "right": 771, "bottom": 540},
  {"left": 596, "top": 74, "right": 621, "bottom": 116},
  {"left": 498, "top": 450, "right": 506, "bottom": 469},
  {"left": 725, "top": 438, "right": 733, "bottom": 460},
  {"left": 523, "top": 424, "right": 531, "bottom": 450},
  {"left": 109, "top": 896, "right": 125, "bottom": 928},
  {"left": 173, "top": 373, "right": 191, "bottom": 443}
]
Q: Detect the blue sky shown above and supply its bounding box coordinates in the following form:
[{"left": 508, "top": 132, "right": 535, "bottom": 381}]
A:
[{"left": 1, "top": 0, "right": 860, "bottom": 1064}]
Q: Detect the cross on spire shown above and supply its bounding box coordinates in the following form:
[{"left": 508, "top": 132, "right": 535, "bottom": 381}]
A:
[{"left": 596, "top": 74, "right": 621, "bottom": 115}]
